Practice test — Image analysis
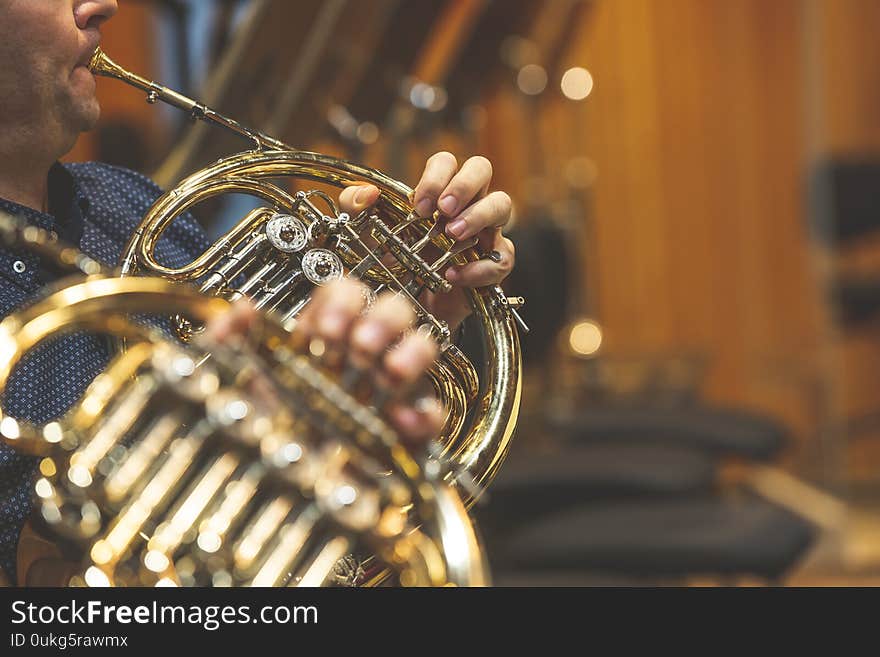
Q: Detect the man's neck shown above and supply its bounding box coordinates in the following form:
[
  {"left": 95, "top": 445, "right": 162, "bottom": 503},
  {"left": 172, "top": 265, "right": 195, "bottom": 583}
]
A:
[
  {"left": 0, "top": 164, "right": 51, "bottom": 213},
  {"left": 0, "top": 121, "right": 69, "bottom": 213}
]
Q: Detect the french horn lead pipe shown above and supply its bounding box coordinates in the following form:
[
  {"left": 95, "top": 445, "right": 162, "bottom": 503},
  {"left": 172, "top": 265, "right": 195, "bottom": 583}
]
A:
[{"left": 89, "top": 48, "right": 288, "bottom": 152}]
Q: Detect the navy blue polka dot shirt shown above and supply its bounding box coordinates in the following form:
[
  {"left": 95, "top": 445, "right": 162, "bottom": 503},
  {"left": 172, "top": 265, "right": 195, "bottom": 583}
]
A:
[{"left": 0, "top": 162, "right": 208, "bottom": 583}]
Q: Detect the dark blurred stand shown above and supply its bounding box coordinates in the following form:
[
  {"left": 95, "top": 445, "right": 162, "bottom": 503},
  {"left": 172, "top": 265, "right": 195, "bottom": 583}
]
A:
[
  {"left": 808, "top": 157, "right": 880, "bottom": 490},
  {"left": 813, "top": 159, "right": 880, "bottom": 328}
]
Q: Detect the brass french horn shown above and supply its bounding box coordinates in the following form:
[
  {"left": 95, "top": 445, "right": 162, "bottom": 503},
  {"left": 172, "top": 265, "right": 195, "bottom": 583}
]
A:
[
  {"left": 0, "top": 213, "right": 488, "bottom": 587},
  {"left": 88, "top": 49, "right": 525, "bottom": 506}
]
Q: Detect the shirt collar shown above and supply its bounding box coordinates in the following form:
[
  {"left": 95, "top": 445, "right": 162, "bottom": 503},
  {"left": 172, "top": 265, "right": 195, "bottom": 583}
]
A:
[
  {"left": 0, "top": 162, "right": 88, "bottom": 245},
  {"left": 47, "top": 162, "right": 88, "bottom": 245}
]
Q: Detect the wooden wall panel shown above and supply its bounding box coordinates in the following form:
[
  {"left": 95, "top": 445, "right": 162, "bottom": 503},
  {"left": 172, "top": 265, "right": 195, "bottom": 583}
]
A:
[
  {"left": 518, "top": 0, "right": 880, "bottom": 481},
  {"left": 509, "top": 0, "right": 829, "bottom": 465},
  {"left": 810, "top": 0, "right": 880, "bottom": 155}
]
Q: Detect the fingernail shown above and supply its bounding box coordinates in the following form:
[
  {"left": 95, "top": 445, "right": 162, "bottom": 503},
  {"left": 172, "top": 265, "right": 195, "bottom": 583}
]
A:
[
  {"left": 352, "top": 322, "right": 385, "bottom": 352},
  {"left": 354, "top": 186, "right": 371, "bottom": 206},
  {"left": 318, "top": 311, "right": 347, "bottom": 339},
  {"left": 438, "top": 195, "right": 457, "bottom": 216},
  {"left": 416, "top": 198, "right": 433, "bottom": 217},
  {"left": 446, "top": 218, "right": 467, "bottom": 239},
  {"left": 445, "top": 267, "right": 459, "bottom": 282},
  {"left": 415, "top": 396, "right": 442, "bottom": 414}
]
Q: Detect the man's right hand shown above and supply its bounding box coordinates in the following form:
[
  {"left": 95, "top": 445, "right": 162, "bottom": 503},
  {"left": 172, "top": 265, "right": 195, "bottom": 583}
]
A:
[{"left": 205, "top": 278, "right": 446, "bottom": 448}]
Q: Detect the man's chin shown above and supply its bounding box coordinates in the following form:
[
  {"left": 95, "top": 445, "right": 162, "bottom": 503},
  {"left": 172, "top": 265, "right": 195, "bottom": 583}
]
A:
[
  {"left": 81, "top": 106, "right": 101, "bottom": 132},
  {"left": 56, "top": 102, "right": 100, "bottom": 158},
  {"left": 68, "top": 69, "right": 100, "bottom": 123},
  {"left": 71, "top": 99, "right": 101, "bottom": 133}
]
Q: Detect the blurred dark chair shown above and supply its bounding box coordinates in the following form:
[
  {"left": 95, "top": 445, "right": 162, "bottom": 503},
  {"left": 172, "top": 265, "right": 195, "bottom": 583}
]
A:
[
  {"left": 485, "top": 494, "right": 815, "bottom": 584},
  {"left": 477, "top": 443, "right": 718, "bottom": 536},
  {"left": 546, "top": 403, "right": 786, "bottom": 460},
  {"left": 475, "top": 430, "right": 816, "bottom": 585},
  {"left": 476, "top": 403, "right": 818, "bottom": 585}
]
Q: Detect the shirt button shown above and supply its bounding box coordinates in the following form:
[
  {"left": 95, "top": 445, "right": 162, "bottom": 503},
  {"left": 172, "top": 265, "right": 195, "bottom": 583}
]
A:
[{"left": 12, "top": 260, "right": 26, "bottom": 274}]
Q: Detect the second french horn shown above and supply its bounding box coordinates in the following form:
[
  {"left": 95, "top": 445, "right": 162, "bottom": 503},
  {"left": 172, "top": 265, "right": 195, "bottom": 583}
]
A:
[{"left": 0, "top": 213, "right": 488, "bottom": 587}]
